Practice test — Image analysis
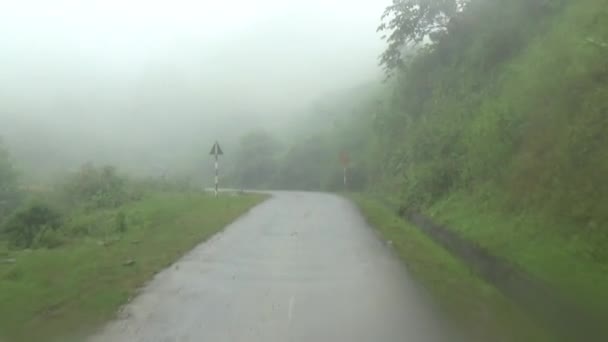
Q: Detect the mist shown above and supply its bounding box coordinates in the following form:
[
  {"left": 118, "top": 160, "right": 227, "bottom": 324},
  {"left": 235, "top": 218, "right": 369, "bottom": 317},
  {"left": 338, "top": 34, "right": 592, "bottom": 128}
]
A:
[{"left": 0, "top": 0, "right": 389, "bottom": 180}]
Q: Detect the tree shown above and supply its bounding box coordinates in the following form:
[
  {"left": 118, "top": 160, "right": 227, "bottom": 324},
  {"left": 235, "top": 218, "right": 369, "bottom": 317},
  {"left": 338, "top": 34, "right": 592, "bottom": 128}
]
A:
[
  {"left": 232, "top": 130, "right": 282, "bottom": 189},
  {"left": 276, "top": 134, "right": 330, "bottom": 190},
  {"left": 378, "top": 0, "right": 468, "bottom": 73},
  {"left": 0, "top": 140, "right": 20, "bottom": 221},
  {"left": 4, "top": 202, "right": 62, "bottom": 249}
]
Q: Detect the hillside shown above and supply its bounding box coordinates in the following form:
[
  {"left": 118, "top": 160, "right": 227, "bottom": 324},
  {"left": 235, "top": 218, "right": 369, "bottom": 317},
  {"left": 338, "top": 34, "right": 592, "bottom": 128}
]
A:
[
  {"left": 241, "top": 0, "right": 608, "bottom": 334},
  {"left": 372, "top": 0, "right": 608, "bottom": 313}
]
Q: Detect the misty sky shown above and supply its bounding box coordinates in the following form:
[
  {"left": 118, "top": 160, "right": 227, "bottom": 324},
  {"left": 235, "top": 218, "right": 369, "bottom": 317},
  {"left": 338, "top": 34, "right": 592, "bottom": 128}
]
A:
[{"left": 0, "top": 0, "right": 389, "bottom": 177}]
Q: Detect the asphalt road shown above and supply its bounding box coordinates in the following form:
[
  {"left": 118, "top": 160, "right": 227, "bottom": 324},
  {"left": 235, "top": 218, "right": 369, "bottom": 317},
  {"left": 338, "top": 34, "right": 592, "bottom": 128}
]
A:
[{"left": 90, "top": 192, "right": 455, "bottom": 342}]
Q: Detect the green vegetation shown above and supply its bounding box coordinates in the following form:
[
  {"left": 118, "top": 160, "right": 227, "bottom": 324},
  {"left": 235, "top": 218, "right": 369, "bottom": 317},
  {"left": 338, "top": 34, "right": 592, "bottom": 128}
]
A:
[
  {"left": 2, "top": 0, "right": 598, "bottom": 338},
  {"left": 226, "top": 0, "right": 608, "bottom": 338},
  {"left": 60, "top": 164, "right": 137, "bottom": 209},
  {"left": 230, "top": 84, "right": 380, "bottom": 191},
  {"left": 231, "top": 130, "right": 282, "bottom": 189},
  {"left": 429, "top": 191, "right": 608, "bottom": 316},
  {"left": 0, "top": 140, "right": 21, "bottom": 222},
  {"left": 4, "top": 202, "right": 62, "bottom": 249},
  {"left": 371, "top": 0, "right": 608, "bottom": 315},
  {"left": 7, "top": 0, "right": 607, "bottom": 340},
  {"left": 0, "top": 162, "right": 265, "bottom": 342},
  {"left": 352, "top": 195, "right": 553, "bottom": 342}
]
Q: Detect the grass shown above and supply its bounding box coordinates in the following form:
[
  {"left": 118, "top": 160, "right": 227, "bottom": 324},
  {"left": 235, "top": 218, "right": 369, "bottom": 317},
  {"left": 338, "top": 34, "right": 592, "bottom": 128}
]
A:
[
  {"left": 0, "top": 191, "right": 265, "bottom": 342},
  {"left": 428, "top": 190, "right": 608, "bottom": 318},
  {"left": 358, "top": 0, "right": 608, "bottom": 339},
  {"left": 350, "top": 195, "right": 554, "bottom": 342}
]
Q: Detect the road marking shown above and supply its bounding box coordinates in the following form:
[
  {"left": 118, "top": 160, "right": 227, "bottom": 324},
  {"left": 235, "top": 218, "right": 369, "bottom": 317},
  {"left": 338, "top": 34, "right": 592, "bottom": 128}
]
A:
[{"left": 288, "top": 296, "right": 295, "bottom": 323}]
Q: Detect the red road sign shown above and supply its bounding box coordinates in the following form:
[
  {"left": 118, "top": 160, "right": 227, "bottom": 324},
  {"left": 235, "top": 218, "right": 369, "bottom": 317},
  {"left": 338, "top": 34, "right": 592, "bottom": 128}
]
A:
[{"left": 340, "top": 151, "right": 350, "bottom": 167}]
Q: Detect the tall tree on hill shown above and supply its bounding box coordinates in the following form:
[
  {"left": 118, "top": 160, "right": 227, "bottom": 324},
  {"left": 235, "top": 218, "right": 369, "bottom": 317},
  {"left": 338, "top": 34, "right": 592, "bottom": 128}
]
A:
[{"left": 377, "top": 0, "right": 469, "bottom": 73}]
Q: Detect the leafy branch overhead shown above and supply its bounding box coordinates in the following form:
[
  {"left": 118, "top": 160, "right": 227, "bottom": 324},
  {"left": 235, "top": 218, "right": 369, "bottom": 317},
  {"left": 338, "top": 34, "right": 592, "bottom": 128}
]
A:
[{"left": 378, "top": 0, "right": 468, "bottom": 73}]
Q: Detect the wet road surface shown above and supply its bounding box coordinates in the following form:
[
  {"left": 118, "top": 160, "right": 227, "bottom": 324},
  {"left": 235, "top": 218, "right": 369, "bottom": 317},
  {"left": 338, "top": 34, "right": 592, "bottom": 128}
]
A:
[{"left": 90, "top": 192, "right": 455, "bottom": 342}]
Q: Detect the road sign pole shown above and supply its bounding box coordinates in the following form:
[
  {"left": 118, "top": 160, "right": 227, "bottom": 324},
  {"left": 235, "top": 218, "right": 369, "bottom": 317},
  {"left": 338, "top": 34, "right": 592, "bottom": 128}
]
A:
[
  {"left": 340, "top": 151, "right": 350, "bottom": 191},
  {"left": 214, "top": 154, "right": 219, "bottom": 197},
  {"left": 209, "top": 141, "right": 224, "bottom": 198}
]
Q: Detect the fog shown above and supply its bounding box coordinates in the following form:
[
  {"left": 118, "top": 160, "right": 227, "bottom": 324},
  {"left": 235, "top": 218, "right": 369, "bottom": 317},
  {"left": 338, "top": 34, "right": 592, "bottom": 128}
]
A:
[{"left": 0, "top": 0, "right": 388, "bottom": 180}]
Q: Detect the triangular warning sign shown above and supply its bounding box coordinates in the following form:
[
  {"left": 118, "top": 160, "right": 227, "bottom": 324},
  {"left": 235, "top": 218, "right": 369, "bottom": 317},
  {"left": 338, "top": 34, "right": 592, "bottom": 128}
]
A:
[{"left": 209, "top": 141, "right": 223, "bottom": 156}]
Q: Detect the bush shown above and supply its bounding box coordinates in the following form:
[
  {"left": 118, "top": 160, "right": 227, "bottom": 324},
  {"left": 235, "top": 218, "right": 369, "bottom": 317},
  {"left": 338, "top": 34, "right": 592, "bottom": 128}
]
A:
[
  {"left": 115, "top": 211, "right": 127, "bottom": 233},
  {"left": 3, "top": 202, "right": 62, "bottom": 249},
  {"left": 62, "top": 164, "right": 130, "bottom": 209},
  {"left": 0, "top": 140, "right": 21, "bottom": 222},
  {"left": 33, "top": 228, "right": 66, "bottom": 249}
]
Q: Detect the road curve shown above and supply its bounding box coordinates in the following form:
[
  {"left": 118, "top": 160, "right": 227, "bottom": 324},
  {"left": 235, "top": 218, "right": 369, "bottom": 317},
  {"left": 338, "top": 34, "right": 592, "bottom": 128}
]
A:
[{"left": 90, "top": 192, "right": 455, "bottom": 342}]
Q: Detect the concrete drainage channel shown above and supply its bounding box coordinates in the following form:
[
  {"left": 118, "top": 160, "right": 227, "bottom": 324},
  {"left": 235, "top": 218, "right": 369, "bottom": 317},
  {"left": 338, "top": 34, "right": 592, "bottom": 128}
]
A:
[{"left": 397, "top": 208, "right": 606, "bottom": 342}]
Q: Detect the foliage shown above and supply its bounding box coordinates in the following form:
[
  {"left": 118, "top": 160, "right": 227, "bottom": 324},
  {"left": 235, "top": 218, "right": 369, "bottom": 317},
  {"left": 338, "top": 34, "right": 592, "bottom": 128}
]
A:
[
  {"left": 61, "top": 163, "right": 134, "bottom": 209},
  {"left": 232, "top": 130, "right": 282, "bottom": 188},
  {"left": 115, "top": 211, "right": 127, "bottom": 233},
  {"left": 352, "top": 195, "right": 553, "bottom": 341},
  {"left": 0, "top": 140, "right": 21, "bottom": 222},
  {"left": 377, "top": 0, "right": 565, "bottom": 74},
  {"left": 271, "top": 84, "right": 381, "bottom": 191},
  {"left": 0, "top": 162, "right": 199, "bottom": 250},
  {"left": 3, "top": 202, "right": 62, "bottom": 249},
  {"left": 370, "top": 0, "right": 577, "bottom": 210},
  {"left": 0, "top": 192, "right": 265, "bottom": 342},
  {"left": 429, "top": 190, "right": 608, "bottom": 316},
  {"left": 269, "top": 0, "right": 605, "bottom": 229},
  {"left": 275, "top": 134, "right": 329, "bottom": 190},
  {"left": 33, "top": 227, "right": 66, "bottom": 249},
  {"left": 378, "top": 0, "right": 466, "bottom": 72},
  {"left": 273, "top": 0, "right": 608, "bottom": 321}
]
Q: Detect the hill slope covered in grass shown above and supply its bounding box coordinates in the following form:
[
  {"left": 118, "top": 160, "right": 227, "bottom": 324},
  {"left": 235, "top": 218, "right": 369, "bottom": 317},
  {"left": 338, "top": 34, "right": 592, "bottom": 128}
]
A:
[
  {"left": 373, "top": 0, "right": 608, "bottom": 313},
  {"left": 263, "top": 0, "right": 608, "bottom": 330}
]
